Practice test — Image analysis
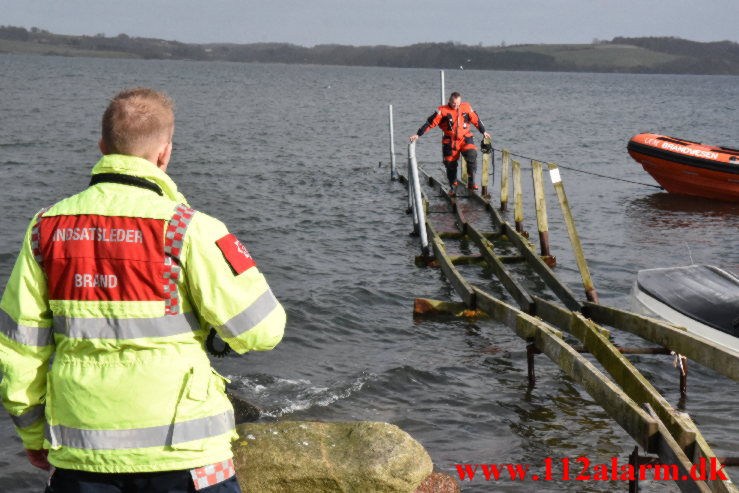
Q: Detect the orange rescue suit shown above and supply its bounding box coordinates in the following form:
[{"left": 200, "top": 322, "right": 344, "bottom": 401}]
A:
[{"left": 417, "top": 102, "right": 486, "bottom": 163}]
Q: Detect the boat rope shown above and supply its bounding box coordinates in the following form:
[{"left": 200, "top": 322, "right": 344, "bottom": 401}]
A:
[
  {"left": 492, "top": 147, "right": 664, "bottom": 190},
  {"left": 414, "top": 147, "right": 663, "bottom": 190}
]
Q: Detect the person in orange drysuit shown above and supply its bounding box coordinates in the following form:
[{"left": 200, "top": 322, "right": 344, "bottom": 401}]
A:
[{"left": 410, "top": 92, "right": 490, "bottom": 192}]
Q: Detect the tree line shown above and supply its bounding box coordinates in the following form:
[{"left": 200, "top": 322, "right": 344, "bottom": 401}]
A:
[{"left": 2, "top": 26, "right": 739, "bottom": 75}]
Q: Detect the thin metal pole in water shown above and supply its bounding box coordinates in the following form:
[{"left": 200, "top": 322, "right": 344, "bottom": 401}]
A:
[
  {"left": 678, "top": 355, "right": 688, "bottom": 398},
  {"left": 409, "top": 142, "right": 429, "bottom": 256},
  {"left": 628, "top": 447, "right": 640, "bottom": 493},
  {"left": 440, "top": 70, "right": 445, "bottom": 106},
  {"left": 548, "top": 163, "right": 599, "bottom": 303},
  {"left": 389, "top": 105, "right": 398, "bottom": 181},
  {"left": 527, "top": 342, "right": 537, "bottom": 388},
  {"left": 500, "top": 150, "right": 510, "bottom": 211}
]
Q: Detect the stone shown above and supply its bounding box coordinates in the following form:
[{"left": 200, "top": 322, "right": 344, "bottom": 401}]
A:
[
  {"left": 413, "top": 472, "right": 461, "bottom": 493},
  {"left": 233, "top": 421, "right": 433, "bottom": 493},
  {"left": 226, "top": 388, "right": 261, "bottom": 423}
]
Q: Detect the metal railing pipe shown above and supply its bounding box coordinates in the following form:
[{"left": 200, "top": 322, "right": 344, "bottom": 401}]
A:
[
  {"left": 388, "top": 104, "right": 398, "bottom": 181},
  {"left": 408, "top": 141, "right": 429, "bottom": 255},
  {"left": 440, "top": 70, "right": 445, "bottom": 106}
]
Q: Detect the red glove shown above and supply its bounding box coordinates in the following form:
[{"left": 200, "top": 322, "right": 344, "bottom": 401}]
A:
[{"left": 25, "top": 449, "right": 50, "bottom": 470}]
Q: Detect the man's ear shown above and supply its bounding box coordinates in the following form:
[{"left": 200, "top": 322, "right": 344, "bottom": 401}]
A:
[
  {"left": 98, "top": 139, "right": 109, "bottom": 155},
  {"left": 157, "top": 142, "right": 173, "bottom": 172}
]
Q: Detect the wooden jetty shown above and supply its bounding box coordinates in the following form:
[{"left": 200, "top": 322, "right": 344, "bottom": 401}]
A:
[{"left": 395, "top": 137, "right": 738, "bottom": 493}]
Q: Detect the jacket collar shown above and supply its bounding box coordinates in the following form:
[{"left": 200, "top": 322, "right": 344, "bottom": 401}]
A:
[{"left": 90, "top": 154, "right": 190, "bottom": 206}]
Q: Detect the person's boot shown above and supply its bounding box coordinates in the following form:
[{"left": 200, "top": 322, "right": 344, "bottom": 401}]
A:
[{"left": 468, "top": 175, "right": 478, "bottom": 191}]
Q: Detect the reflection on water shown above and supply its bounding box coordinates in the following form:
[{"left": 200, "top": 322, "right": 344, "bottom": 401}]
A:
[
  {"left": 626, "top": 192, "right": 739, "bottom": 230},
  {"left": 623, "top": 193, "right": 739, "bottom": 270}
]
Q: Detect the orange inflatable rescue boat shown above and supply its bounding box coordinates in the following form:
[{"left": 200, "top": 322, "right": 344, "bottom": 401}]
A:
[{"left": 627, "top": 133, "right": 739, "bottom": 202}]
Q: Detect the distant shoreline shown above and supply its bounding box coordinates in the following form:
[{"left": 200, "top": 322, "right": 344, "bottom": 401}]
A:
[{"left": 2, "top": 26, "right": 739, "bottom": 75}]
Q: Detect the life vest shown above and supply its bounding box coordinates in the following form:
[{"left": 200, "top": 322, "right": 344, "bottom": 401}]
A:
[
  {"left": 0, "top": 154, "right": 286, "bottom": 473},
  {"left": 417, "top": 102, "right": 486, "bottom": 161}
]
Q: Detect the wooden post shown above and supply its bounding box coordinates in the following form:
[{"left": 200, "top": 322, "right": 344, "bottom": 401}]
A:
[
  {"left": 678, "top": 354, "right": 688, "bottom": 398},
  {"left": 527, "top": 342, "right": 537, "bottom": 387},
  {"left": 500, "top": 150, "right": 510, "bottom": 211},
  {"left": 461, "top": 154, "right": 468, "bottom": 186},
  {"left": 548, "top": 163, "right": 598, "bottom": 303},
  {"left": 481, "top": 135, "right": 492, "bottom": 197},
  {"left": 629, "top": 447, "right": 640, "bottom": 493},
  {"left": 513, "top": 160, "right": 525, "bottom": 236},
  {"left": 388, "top": 105, "right": 398, "bottom": 181},
  {"left": 531, "top": 160, "right": 552, "bottom": 262}
]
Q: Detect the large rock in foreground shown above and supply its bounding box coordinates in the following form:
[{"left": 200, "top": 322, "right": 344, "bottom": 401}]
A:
[{"left": 233, "top": 421, "right": 433, "bottom": 493}]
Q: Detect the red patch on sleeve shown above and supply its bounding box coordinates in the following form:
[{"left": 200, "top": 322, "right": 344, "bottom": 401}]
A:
[{"left": 216, "top": 234, "right": 256, "bottom": 275}]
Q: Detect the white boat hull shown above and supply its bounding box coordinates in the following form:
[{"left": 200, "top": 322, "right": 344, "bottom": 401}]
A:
[{"left": 631, "top": 279, "right": 739, "bottom": 355}]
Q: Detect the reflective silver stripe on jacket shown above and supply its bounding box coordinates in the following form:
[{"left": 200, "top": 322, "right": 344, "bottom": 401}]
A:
[
  {"left": 219, "top": 290, "right": 279, "bottom": 338},
  {"left": 9, "top": 405, "right": 46, "bottom": 429},
  {"left": 53, "top": 312, "right": 199, "bottom": 340},
  {"left": 47, "top": 410, "right": 234, "bottom": 450},
  {"left": 0, "top": 309, "right": 53, "bottom": 347}
]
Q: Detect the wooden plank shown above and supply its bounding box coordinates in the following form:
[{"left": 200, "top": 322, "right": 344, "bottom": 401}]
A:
[
  {"left": 503, "top": 222, "right": 582, "bottom": 311},
  {"left": 643, "top": 404, "right": 713, "bottom": 493},
  {"left": 690, "top": 431, "right": 739, "bottom": 493},
  {"left": 468, "top": 189, "right": 505, "bottom": 230},
  {"left": 438, "top": 231, "right": 502, "bottom": 240},
  {"left": 473, "top": 289, "right": 658, "bottom": 449},
  {"left": 448, "top": 255, "right": 485, "bottom": 265},
  {"left": 474, "top": 288, "right": 558, "bottom": 338},
  {"left": 533, "top": 296, "right": 577, "bottom": 335},
  {"left": 467, "top": 223, "right": 534, "bottom": 313},
  {"left": 425, "top": 219, "right": 440, "bottom": 244},
  {"left": 584, "top": 303, "right": 739, "bottom": 383},
  {"left": 513, "top": 160, "right": 524, "bottom": 231},
  {"left": 413, "top": 298, "right": 483, "bottom": 317},
  {"left": 570, "top": 313, "right": 697, "bottom": 451},
  {"left": 534, "top": 296, "right": 609, "bottom": 337},
  {"left": 481, "top": 135, "right": 491, "bottom": 188},
  {"left": 531, "top": 160, "right": 549, "bottom": 235},
  {"left": 548, "top": 163, "right": 598, "bottom": 302},
  {"left": 430, "top": 236, "right": 475, "bottom": 308},
  {"left": 500, "top": 150, "right": 510, "bottom": 211},
  {"left": 531, "top": 160, "right": 553, "bottom": 259},
  {"left": 475, "top": 288, "right": 657, "bottom": 449},
  {"left": 529, "top": 318, "right": 659, "bottom": 452}
]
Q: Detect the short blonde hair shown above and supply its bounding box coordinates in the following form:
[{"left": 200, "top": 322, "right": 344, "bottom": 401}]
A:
[{"left": 101, "top": 88, "right": 174, "bottom": 157}]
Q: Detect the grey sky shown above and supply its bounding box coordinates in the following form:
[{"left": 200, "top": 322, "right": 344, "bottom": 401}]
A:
[{"left": 4, "top": 0, "right": 739, "bottom": 46}]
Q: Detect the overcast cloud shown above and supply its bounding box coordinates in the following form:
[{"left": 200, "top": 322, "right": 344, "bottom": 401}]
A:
[{"left": 4, "top": 0, "right": 739, "bottom": 46}]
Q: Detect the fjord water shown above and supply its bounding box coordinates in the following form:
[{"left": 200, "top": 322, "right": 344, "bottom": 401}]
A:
[{"left": 1, "top": 55, "right": 738, "bottom": 492}]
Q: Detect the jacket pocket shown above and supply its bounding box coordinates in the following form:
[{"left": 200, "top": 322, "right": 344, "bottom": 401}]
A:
[{"left": 170, "top": 367, "right": 233, "bottom": 451}]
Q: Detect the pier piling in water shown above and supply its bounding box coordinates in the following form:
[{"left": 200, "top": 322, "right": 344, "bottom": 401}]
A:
[
  {"left": 548, "top": 163, "right": 598, "bottom": 303},
  {"left": 391, "top": 104, "right": 738, "bottom": 491},
  {"left": 500, "top": 150, "right": 510, "bottom": 211},
  {"left": 388, "top": 105, "right": 397, "bottom": 181},
  {"left": 512, "top": 160, "right": 526, "bottom": 236},
  {"left": 531, "top": 160, "right": 554, "bottom": 266}
]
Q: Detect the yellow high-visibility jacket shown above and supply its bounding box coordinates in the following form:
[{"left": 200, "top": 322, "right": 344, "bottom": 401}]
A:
[{"left": 0, "top": 154, "right": 286, "bottom": 473}]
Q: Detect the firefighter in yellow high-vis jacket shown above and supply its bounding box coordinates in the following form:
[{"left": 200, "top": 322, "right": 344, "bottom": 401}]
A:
[{"left": 0, "top": 88, "right": 286, "bottom": 492}]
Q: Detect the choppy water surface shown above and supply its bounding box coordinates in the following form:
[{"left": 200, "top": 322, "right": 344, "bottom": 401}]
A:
[{"left": 0, "top": 55, "right": 737, "bottom": 492}]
